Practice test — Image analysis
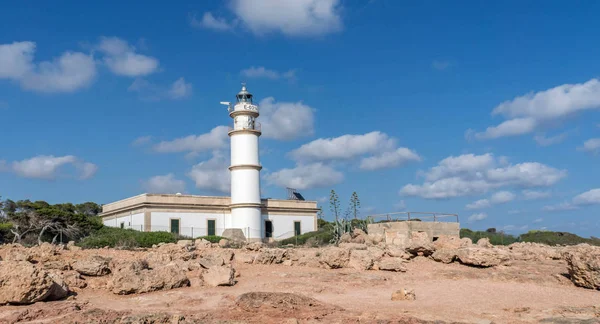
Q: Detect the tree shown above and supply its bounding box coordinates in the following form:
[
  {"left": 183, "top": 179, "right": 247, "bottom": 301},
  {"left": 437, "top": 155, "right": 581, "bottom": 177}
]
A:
[
  {"left": 486, "top": 228, "right": 497, "bottom": 233},
  {"left": 349, "top": 192, "right": 361, "bottom": 220},
  {"left": 329, "top": 190, "right": 340, "bottom": 223}
]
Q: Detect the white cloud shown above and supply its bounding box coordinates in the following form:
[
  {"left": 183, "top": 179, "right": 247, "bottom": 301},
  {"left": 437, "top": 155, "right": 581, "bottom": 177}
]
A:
[
  {"left": 191, "top": 12, "right": 234, "bottom": 31},
  {"left": 240, "top": 66, "right": 297, "bottom": 81},
  {"left": 154, "top": 126, "right": 229, "bottom": 154},
  {"left": 522, "top": 190, "right": 551, "bottom": 200},
  {"left": 579, "top": 138, "right": 600, "bottom": 154},
  {"left": 490, "top": 191, "right": 516, "bottom": 204},
  {"left": 143, "top": 173, "right": 186, "bottom": 194},
  {"left": 572, "top": 188, "right": 600, "bottom": 206},
  {"left": 473, "top": 78, "right": 600, "bottom": 139},
  {"left": 259, "top": 97, "right": 315, "bottom": 140},
  {"left": 131, "top": 135, "right": 152, "bottom": 146},
  {"left": 187, "top": 152, "right": 230, "bottom": 193},
  {"left": 230, "top": 0, "right": 343, "bottom": 37},
  {"left": 8, "top": 155, "right": 97, "bottom": 180},
  {"left": 431, "top": 60, "right": 451, "bottom": 71},
  {"left": 534, "top": 132, "right": 568, "bottom": 146},
  {"left": 359, "top": 148, "right": 421, "bottom": 171},
  {"left": 97, "top": 37, "right": 159, "bottom": 77},
  {"left": 168, "top": 77, "right": 193, "bottom": 99},
  {"left": 468, "top": 213, "right": 487, "bottom": 222},
  {"left": 401, "top": 153, "right": 566, "bottom": 199},
  {"left": 394, "top": 200, "right": 406, "bottom": 211},
  {"left": 291, "top": 131, "right": 395, "bottom": 162},
  {"left": 466, "top": 199, "right": 491, "bottom": 210},
  {"left": 533, "top": 218, "right": 543, "bottom": 223},
  {"left": 265, "top": 163, "right": 343, "bottom": 190},
  {"left": 542, "top": 202, "right": 579, "bottom": 212},
  {"left": 465, "top": 191, "right": 515, "bottom": 210},
  {"left": 0, "top": 41, "right": 96, "bottom": 93}
]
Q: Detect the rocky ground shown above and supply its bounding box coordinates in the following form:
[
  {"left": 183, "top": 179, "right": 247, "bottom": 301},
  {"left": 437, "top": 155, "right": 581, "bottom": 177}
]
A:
[{"left": 0, "top": 231, "right": 599, "bottom": 323}]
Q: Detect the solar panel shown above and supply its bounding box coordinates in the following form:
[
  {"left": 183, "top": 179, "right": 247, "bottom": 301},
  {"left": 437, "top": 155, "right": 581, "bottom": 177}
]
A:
[{"left": 293, "top": 192, "right": 305, "bottom": 201}]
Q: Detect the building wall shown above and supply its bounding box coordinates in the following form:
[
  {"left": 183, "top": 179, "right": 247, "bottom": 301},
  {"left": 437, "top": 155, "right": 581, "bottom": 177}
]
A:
[
  {"left": 263, "top": 214, "right": 316, "bottom": 239},
  {"left": 103, "top": 212, "right": 145, "bottom": 230},
  {"left": 368, "top": 221, "right": 460, "bottom": 246},
  {"left": 150, "top": 212, "right": 228, "bottom": 238}
]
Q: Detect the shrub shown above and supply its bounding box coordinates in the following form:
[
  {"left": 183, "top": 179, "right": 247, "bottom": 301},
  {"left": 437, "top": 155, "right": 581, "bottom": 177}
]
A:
[
  {"left": 0, "top": 222, "right": 13, "bottom": 243},
  {"left": 460, "top": 228, "right": 520, "bottom": 245},
  {"left": 78, "top": 227, "right": 177, "bottom": 249},
  {"left": 196, "top": 235, "right": 224, "bottom": 243},
  {"left": 520, "top": 230, "right": 600, "bottom": 246},
  {"left": 279, "top": 228, "right": 334, "bottom": 246}
]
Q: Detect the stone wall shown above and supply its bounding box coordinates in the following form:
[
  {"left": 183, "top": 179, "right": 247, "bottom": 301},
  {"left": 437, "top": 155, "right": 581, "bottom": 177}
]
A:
[{"left": 368, "top": 221, "right": 460, "bottom": 246}]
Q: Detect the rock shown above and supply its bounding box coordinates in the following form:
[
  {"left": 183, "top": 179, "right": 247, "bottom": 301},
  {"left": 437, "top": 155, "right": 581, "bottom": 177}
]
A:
[
  {"left": 202, "top": 266, "right": 235, "bottom": 287},
  {"left": 245, "top": 242, "right": 265, "bottom": 251},
  {"left": 455, "top": 247, "right": 510, "bottom": 267},
  {"left": 145, "top": 243, "right": 197, "bottom": 268},
  {"left": 254, "top": 248, "right": 288, "bottom": 265},
  {"left": 72, "top": 255, "right": 111, "bottom": 276},
  {"left": 508, "top": 242, "right": 563, "bottom": 261},
  {"left": 385, "top": 246, "right": 412, "bottom": 259},
  {"left": 66, "top": 241, "right": 81, "bottom": 251},
  {"left": 433, "top": 235, "right": 462, "bottom": 250},
  {"left": 194, "top": 238, "right": 212, "bottom": 249},
  {"left": 405, "top": 232, "right": 435, "bottom": 256},
  {"left": 564, "top": 244, "right": 600, "bottom": 290},
  {"left": 59, "top": 270, "right": 87, "bottom": 289},
  {"left": 218, "top": 239, "right": 230, "bottom": 248},
  {"left": 42, "top": 260, "right": 71, "bottom": 271},
  {"left": 351, "top": 229, "right": 367, "bottom": 244},
  {"left": 221, "top": 228, "right": 247, "bottom": 242},
  {"left": 339, "top": 233, "right": 352, "bottom": 243},
  {"left": 287, "top": 249, "right": 321, "bottom": 268},
  {"left": 198, "top": 249, "right": 234, "bottom": 269},
  {"left": 460, "top": 237, "right": 473, "bottom": 247},
  {"left": 3, "top": 244, "right": 32, "bottom": 262},
  {"left": 177, "top": 240, "right": 193, "bottom": 248},
  {"left": 348, "top": 250, "right": 374, "bottom": 270},
  {"left": 108, "top": 263, "right": 190, "bottom": 295},
  {"left": 377, "top": 258, "right": 407, "bottom": 272},
  {"left": 236, "top": 253, "right": 257, "bottom": 264},
  {"left": 319, "top": 247, "right": 350, "bottom": 269},
  {"left": 46, "top": 272, "right": 70, "bottom": 301},
  {"left": 391, "top": 288, "right": 416, "bottom": 301},
  {"left": 0, "top": 261, "right": 56, "bottom": 304},
  {"left": 109, "top": 259, "right": 148, "bottom": 274},
  {"left": 338, "top": 243, "right": 368, "bottom": 250},
  {"left": 477, "top": 238, "right": 493, "bottom": 248},
  {"left": 432, "top": 248, "right": 458, "bottom": 264}
]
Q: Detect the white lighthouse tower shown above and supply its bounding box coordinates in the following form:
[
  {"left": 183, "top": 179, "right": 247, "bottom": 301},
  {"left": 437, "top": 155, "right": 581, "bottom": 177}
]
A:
[{"left": 224, "top": 84, "right": 263, "bottom": 241}]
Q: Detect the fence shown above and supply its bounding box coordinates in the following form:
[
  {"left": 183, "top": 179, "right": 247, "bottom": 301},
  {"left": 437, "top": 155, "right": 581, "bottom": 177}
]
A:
[
  {"left": 117, "top": 225, "right": 292, "bottom": 241},
  {"left": 366, "top": 211, "right": 459, "bottom": 223}
]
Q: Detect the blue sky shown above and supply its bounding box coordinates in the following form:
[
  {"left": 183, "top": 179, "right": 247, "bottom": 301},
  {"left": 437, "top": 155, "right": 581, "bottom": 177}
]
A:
[{"left": 1, "top": 0, "right": 599, "bottom": 236}]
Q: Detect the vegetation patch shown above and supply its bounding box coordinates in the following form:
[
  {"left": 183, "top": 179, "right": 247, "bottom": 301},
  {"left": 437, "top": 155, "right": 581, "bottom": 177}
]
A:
[
  {"left": 78, "top": 227, "right": 177, "bottom": 249},
  {"left": 196, "top": 235, "right": 224, "bottom": 243}
]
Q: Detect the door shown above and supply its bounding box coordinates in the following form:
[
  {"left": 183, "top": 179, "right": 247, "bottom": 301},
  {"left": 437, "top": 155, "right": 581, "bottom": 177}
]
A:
[
  {"left": 207, "top": 219, "right": 216, "bottom": 236},
  {"left": 170, "top": 219, "right": 180, "bottom": 235},
  {"left": 294, "top": 221, "right": 301, "bottom": 236},
  {"left": 265, "top": 220, "right": 273, "bottom": 238}
]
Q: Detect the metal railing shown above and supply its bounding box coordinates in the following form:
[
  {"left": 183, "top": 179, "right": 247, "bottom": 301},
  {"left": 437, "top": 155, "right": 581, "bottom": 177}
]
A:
[{"left": 366, "top": 211, "right": 459, "bottom": 223}]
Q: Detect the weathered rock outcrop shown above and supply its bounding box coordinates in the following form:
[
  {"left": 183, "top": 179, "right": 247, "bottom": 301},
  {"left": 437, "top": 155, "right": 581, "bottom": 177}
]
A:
[
  {"left": 107, "top": 262, "right": 189, "bottom": 295},
  {"left": 318, "top": 247, "right": 350, "bottom": 269},
  {"left": 431, "top": 248, "right": 458, "bottom": 264},
  {"left": 198, "top": 249, "right": 234, "bottom": 269},
  {"left": 405, "top": 232, "right": 435, "bottom": 257},
  {"left": 391, "top": 288, "right": 416, "bottom": 301},
  {"left": 564, "top": 244, "right": 600, "bottom": 290},
  {"left": 202, "top": 265, "right": 236, "bottom": 287},
  {"left": 0, "top": 261, "right": 68, "bottom": 304},
  {"left": 476, "top": 238, "right": 493, "bottom": 248},
  {"left": 348, "top": 250, "right": 374, "bottom": 270},
  {"left": 72, "top": 255, "right": 111, "bottom": 276},
  {"left": 254, "top": 248, "right": 287, "bottom": 265},
  {"left": 376, "top": 258, "right": 407, "bottom": 272},
  {"left": 455, "top": 247, "right": 510, "bottom": 267}
]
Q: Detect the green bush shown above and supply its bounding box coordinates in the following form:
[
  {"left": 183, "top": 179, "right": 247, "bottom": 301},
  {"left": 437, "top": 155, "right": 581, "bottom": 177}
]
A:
[
  {"left": 196, "top": 235, "right": 224, "bottom": 243},
  {"left": 279, "top": 228, "right": 334, "bottom": 246},
  {"left": 78, "top": 227, "right": 177, "bottom": 249},
  {"left": 520, "top": 230, "right": 600, "bottom": 246},
  {"left": 0, "top": 222, "right": 13, "bottom": 244},
  {"left": 460, "top": 228, "right": 520, "bottom": 245}
]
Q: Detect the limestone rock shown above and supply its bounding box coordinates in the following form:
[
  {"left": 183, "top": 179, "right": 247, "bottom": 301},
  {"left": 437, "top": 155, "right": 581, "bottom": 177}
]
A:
[
  {"left": 202, "top": 266, "right": 235, "bottom": 287},
  {"left": 198, "top": 249, "right": 234, "bottom": 269},
  {"left": 218, "top": 239, "right": 230, "bottom": 248},
  {"left": 339, "top": 233, "right": 352, "bottom": 243},
  {"left": 254, "top": 248, "right": 288, "bottom": 265},
  {"left": 348, "top": 250, "right": 374, "bottom": 270},
  {"left": 385, "top": 246, "right": 412, "bottom": 259},
  {"left": 351, "top": 229, "right": 368, "bottom": 244},
  {"left": 477, "top": 238, "right": 493, "bottom": 248},
  {"left": 564, "top": 244, "right": 600, "bottom": 290},
  {"left": 0, "top": 261, "right": 56, "bottom": 304},
  {"left": 3, "top": 244, "right": 32, "bottom": 262},
  {"left": 66, "top": 241, "right": 81, "bottom": 251},
  {"left": 377, "top": 258, "right": 407, "bottom": 272},
  {"left": 194, "top": 238, "right": 212, "bottom": 249},
  {"left": 72, "top": 255, "right": 111, "bottom": 276},
  {"left": 460, "top": 237, "right": 473, "bottom": 247},
  {"left": 338, "top": 243, "right": 368, "bottom": 250},
  {"left": 46, "top": 272, "right": 70, "bottom": 301},
  {"left": 108, "top": 263, "right": 189, "bottom": 295},
  {"left": 177, "top": 240, "right": 193, "bottom": 248},
  {"left": 455, "top": 247, "right": 510, "bottom": 267},
  {"left": 42, "top": 260, "right": 71, "bottom": 271},
  {"left": 432, "top": 248, "right": 458, "bottom": 264},
  {"left": 433, "top": 235, "right": 462, "bottom": 250},
  {"left": 391, "top": 288, "right": 416, "bottom": 301},
  {"left": 405, "top": 232, "right": 435, "bottom": 257},
  {"left": 319, "top": 247, "right": 350, "bottom": 269},
  {"left": 236, "top": 253, "right": 257, "bottom": 264},
  {"left": 245, "top": 242, "right": 265, "bottom": 251}
]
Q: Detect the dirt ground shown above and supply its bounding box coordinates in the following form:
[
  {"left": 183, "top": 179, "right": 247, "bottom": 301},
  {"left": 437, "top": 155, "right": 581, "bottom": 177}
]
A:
[{"left": 1, "top": 252, "right": 599, "bottom": 324}]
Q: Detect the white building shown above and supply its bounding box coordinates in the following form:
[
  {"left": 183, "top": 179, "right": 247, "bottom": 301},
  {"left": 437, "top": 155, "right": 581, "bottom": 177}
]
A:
[{"left": 100, "top": 85, "right": 318, "bottom": 241}]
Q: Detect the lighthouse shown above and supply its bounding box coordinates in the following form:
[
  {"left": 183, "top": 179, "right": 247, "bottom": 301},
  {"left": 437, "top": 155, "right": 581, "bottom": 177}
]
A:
[{"left": 225, "top": 84, "right": 263, "bottom": 241}]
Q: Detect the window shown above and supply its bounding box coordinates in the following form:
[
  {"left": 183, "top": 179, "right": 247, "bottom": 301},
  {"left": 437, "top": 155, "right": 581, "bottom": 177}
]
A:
[
  {"left": 170, "top": 219, "right": 180, "bottom": 235},
  {"left": 294, "top": 221, "right": 301, "bottom": 236},
  {"left": 120, "top": 222, "right": 124, "bottom": 229},
  {"left": 265, "top": 220, "right": 273, "bottom": 238},
  {"left": 207, "top": 219, "right": 216, "bottom": 236}
]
